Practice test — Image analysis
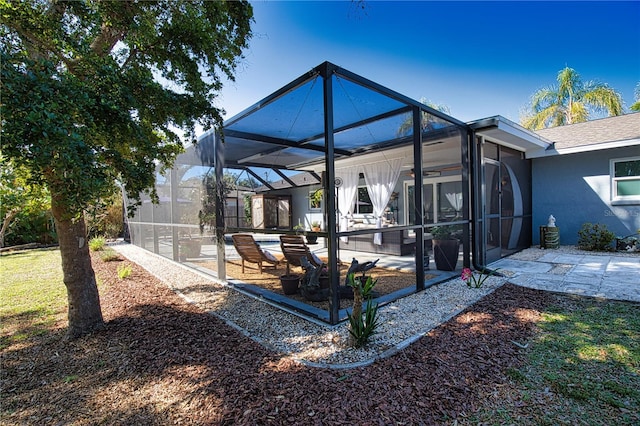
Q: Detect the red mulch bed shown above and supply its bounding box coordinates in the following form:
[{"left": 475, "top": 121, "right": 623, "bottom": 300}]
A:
[{"left": 1, "top": 253, "right": 555, "bottom": 425}]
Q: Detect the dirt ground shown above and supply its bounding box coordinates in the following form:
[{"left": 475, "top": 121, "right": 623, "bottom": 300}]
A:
[
  {"left": 214, "top": 256, "right": 427, "bottom": 310},
  {"left": 1, "top": 252, "right": 554, "bottom": 425}
]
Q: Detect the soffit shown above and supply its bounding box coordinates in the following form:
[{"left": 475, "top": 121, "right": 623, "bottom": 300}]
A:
[{"left": 469, "top": 116, "right": 551, "bottom": 157}]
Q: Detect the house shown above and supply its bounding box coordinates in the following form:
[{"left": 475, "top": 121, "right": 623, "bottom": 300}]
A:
[
  {"left": 529, "top": 113, "right": 640, "bottom": 245},
  {"left": 124, "top": 61, "right": 638, "bottom": 324}
]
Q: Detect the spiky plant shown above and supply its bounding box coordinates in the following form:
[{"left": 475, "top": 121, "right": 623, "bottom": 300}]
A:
[{"left": 346, "top": 274, "right": 381, "bottom": 348}]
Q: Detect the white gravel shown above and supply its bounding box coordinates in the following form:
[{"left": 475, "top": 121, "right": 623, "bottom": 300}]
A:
[{"left": 110, "top": 243, "right": 614, "bottom": 368}]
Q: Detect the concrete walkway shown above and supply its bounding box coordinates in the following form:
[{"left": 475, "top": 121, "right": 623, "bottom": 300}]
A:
[{"left": 490, "top": 251, "right": 640, "bottom": 303}]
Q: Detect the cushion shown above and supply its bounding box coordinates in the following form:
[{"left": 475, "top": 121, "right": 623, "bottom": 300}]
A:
[
  {"left": 310, "top": 252, "right": 324, "bottom": 266},
  {"left": 262, "top": 249, "right": 278, "bottom": 263}
]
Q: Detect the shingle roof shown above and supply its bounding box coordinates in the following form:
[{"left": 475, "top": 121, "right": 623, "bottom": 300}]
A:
[{"left": 535, "top": 113, "right": 640, "bottom": 150}]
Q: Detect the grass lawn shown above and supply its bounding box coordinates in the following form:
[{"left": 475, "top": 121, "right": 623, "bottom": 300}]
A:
[
  {"left": 468, "top": 296, "right": 640, "bottom": 424},
  {"left": 0, "top": 248, "right": 67, "bottom": 349},
  {"left": 2, "top": 248, "right": 639, "bottom": 424}
]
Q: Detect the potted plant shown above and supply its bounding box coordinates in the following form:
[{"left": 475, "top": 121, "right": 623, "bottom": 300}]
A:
[
  {"left": 431, "top": 225, "right": 460, "bottom": 271},
  {"left": 280, "top": 253, "right": 301, "bottom": 295},
  {"left": 279, "top": 273, "right": 300, "bottom": 295},
  {"left": 306, "top": 221, "right": 321, "bottom": 244},
  {"left": 309, "top": 188, "right": 323, "bottom": 209},
  {"left": 178, "top": 235, "right": 202, "bottom": 261}
]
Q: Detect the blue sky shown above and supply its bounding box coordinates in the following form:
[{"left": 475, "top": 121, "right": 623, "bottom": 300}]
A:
[{"left": 217, "top": 0, "right": 640, "bottom": 125}]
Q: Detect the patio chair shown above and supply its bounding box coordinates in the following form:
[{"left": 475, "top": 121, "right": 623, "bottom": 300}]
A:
[
  {"left": 279, "top": 235, "right": 324, "bottom": 275},
  {"left": 231, "top": 234, "right": 279, "bottom": 274}
]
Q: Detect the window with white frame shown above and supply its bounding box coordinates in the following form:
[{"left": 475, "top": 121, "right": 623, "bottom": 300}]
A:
[
  {"left": 404, "top": 176, "right": 462, "bottom": 232},
  {"left": 611, "top": 156, "right": 640, "bottom": 204}
]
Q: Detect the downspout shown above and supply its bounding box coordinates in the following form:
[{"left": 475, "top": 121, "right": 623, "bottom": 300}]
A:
[
  {"left": 461, "top": 126, "right": 471, "bottom": 269},
  {"left": 469, "top": 129, "right": 479, "bottom": 270}
]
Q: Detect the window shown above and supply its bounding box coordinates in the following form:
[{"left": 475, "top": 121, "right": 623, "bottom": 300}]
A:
[
  {"left": 438, "top": 181, "right": 463, "bottom": 222},
  {"left": 404, "top": 176, "right": 461, "bottom": 228},
  {"left": 611, "top": 157, "right": 640, "bottom": 204},
  {"left": 355, "top": 186, "right": 373, "bottom": 214},
  {"left": 309, "top": 189, "right": 322, "bottom": 210}
]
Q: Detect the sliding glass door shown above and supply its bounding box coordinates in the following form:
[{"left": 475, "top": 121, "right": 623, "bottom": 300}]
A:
[{"left": 405, "top": 177, "right": 462, "bottom": 229}]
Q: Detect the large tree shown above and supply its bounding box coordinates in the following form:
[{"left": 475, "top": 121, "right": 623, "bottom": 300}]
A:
[
  {"left": 521, "top": 67, "right": 623, "bottom": 130},
  {"left": 1, "top": 0, "right": 253, "bottom": 338}
]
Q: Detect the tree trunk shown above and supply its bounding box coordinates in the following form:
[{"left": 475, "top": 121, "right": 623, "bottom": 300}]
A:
[
  {"left": 0, "top": 208, "right": 19, "bottom": 248},
  {"left": 51, "top": 195, "right": 104, "bottom": 339},
  {"left": 350, "top": 278, "right": 363, "bottom": 347}
]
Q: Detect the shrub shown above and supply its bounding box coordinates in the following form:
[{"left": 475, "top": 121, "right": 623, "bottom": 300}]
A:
[
  {"left": 117, "top": 264, "right": 132, "bottom": 279},
  {"left": 99, "top": 248, "right": 120, "bottom": 262},
  {"left": 431, "top": 225, "right": 454, "bottom": 240},
  {"left": 85, "top": 192, "right": 124, "bottom": 239},
  {"left": 346, "top": 274, "right": 381, "bottom": 348},
  {"left": 461, "top": 267, "right": 499, "bottom": 288},
  {"left": 348, "top": 299, "right": 379, "bottom": 348},
  {"left": 4, "top": 209, "right": 57, "bottom": 246},
  {"left": 615, "top": 230, "right": 640, "bottom": 252},
  {"left": 577, "top": 223, "right": 615, "bottom": 251},
  {"left": 89, "top": 236, "right": 106, "bottom": 251}
]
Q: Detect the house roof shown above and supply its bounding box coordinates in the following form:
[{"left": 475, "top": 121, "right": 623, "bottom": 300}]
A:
[
  {"left": 531, "top": 112, "right": 640, "bottom": 156},
  {"left": 468, "top": 115, "right": 551, "bottom": 157}
]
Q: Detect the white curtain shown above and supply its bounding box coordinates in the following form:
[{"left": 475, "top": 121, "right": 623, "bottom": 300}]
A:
[
  {"left": 363, "top": 158, "right": 403, "bottom": 245},
  {"left": 336, "top": 167, "right": 359, "bottom": 242},
  {"left": 445, "top": 192, "right": 463, "bottom": 212}
]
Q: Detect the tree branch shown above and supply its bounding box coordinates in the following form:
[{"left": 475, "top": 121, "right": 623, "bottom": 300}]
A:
[
  {"left": 0, "top": 208, "right": 20, "bottom": 248},
  {"left": 90, "top": 23, "right": 126, "bottom": 57}
]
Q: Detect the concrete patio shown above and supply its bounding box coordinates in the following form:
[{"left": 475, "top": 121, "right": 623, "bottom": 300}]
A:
[{"left": 491, "top": 251, "right": 640, "bottom": 302}]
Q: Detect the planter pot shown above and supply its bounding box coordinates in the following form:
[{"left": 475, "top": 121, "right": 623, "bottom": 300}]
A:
[
  {"left": 319, "top": 275, "right": 330, "bottom": 289},
  {"left": 306, "top": 235, "right": 318, "bottom": 245},
  {"left": 280, "top": 274, "right": 300, "bottom": 295},
  {"left": 179, "top": 239, "right": 202, "bottom": 261},
  {"left": 302, "top": 287, "right": 329, "bottom": 302},
  {"left": 433, "top": 239, "right": 459, "bottom": 271}
]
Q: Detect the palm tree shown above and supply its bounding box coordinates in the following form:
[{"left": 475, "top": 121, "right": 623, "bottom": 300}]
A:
[
  {"left": 630, "top": 82, "right": 640, "bottom": 112},
  {"left": 521, "top": 67, "right": 623, "bottom": 130},
  {"left": 397, "top": 98, "right": 451, "bottom": 137}
]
